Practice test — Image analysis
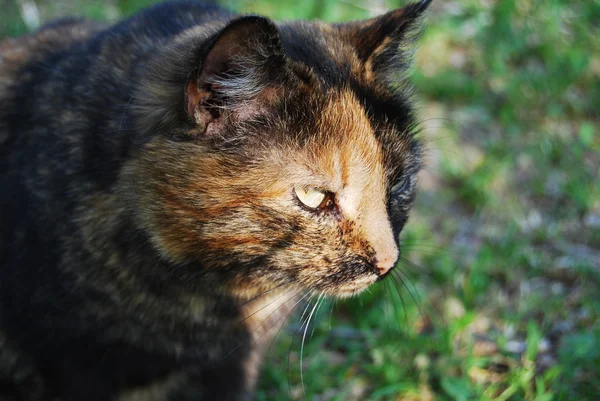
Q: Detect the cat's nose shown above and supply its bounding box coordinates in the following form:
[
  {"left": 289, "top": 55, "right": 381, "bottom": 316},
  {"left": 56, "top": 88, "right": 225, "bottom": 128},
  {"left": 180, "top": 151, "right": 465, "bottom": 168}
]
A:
[
  {"left": 374, "top": 254, "right": 397, "bottom": 276},
  {"left": 364, "top": 217, "right": 398, "bottom": 276}
]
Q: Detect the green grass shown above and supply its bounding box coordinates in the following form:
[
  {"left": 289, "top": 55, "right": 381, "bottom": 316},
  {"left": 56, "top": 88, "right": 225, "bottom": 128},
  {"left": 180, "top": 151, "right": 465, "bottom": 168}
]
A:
[{"left": 2, "top": 0, "right": 599, "bottom": 400}]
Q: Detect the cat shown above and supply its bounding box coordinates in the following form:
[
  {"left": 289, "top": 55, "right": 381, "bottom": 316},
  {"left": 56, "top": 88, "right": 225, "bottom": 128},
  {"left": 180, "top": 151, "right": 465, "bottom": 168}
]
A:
[{"left": 0, "top": 0, "right": 432, "bottom": 399}]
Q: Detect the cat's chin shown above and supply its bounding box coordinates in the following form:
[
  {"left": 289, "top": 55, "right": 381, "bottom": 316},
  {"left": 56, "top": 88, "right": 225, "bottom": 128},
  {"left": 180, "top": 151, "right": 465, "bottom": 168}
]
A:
[{"left": 325, "top": 274, "right": 379, "bottom": 299}]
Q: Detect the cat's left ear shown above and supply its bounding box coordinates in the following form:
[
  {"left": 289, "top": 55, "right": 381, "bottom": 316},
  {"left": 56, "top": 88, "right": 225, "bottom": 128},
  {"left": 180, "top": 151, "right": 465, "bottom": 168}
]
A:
[
  {"left": 186, "top": 16, "right": 287, "bottom": 133},
  {"left": 336, "top": 0, "right": 432, "bottom": 82}
]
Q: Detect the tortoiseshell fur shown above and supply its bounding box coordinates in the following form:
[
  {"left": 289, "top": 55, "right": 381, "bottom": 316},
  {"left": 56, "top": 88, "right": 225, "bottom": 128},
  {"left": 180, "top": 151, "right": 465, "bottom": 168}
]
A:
[{"left": 0, "top": 1, "right": 431, "bottom": 399}]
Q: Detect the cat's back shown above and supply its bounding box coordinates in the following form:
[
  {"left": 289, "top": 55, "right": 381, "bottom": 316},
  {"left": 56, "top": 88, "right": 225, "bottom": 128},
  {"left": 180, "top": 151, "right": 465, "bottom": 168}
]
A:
[
  {"left": 0, "top": 19, "right": 100, "bottom": 150},
  {"left": 0, "top": 18, "right": 103, "bottom": 90},
  {"left": 0, "top": 1, "right": 230, "bottom": 81}
]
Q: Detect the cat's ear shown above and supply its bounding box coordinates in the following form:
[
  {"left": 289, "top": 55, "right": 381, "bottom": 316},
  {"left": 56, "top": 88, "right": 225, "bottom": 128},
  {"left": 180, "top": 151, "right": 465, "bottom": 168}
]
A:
[
  {"left": 336, "top": 0, "right": 432, "bottom": 82},
  {"left": 186, "top": 16, "right": 286, "bottom": 133}
]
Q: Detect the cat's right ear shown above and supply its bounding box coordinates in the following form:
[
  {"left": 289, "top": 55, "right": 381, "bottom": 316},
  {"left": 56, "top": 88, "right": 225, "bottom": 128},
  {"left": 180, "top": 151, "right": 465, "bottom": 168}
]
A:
[
  {"left": 335, "top": 0, "right": 432, "bottom": 86},
  {"left": 185, "top": 16, "right": 287, "bottom": 134}
]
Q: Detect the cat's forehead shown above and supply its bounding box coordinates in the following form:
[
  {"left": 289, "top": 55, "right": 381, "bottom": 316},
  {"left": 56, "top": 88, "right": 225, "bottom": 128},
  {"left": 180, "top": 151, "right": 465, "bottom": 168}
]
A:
[
  {"left": 276, "top": 21, "right": 419, "bottom": 176},
  {"left": 270, "top": 89, "right": 410, "bottom": 212},
  {"left": 278, "top": 21, "right": 406, "bottom": 96},
  {"left": 279, "top": 22, "right": 361, "bottom": 88},
  {"left": 302, "top": 89, "right": 386, "bottom": 189}
]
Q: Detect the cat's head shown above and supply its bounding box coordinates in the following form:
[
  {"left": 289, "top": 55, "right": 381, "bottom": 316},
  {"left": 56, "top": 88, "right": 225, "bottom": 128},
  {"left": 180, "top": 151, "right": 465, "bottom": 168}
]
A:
[{"left": 129, "top": 0, "right": 432, "bottom": 299}]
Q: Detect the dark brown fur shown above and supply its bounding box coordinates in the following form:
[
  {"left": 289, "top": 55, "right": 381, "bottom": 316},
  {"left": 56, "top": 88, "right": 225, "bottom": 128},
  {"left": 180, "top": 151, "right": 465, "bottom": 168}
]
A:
[{"left": 0, "top": 1, "right": 431, "bottom": 399}]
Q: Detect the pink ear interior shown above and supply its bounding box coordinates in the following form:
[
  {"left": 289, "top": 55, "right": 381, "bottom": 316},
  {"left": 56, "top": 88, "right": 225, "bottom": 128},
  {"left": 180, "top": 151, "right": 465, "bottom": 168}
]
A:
[{"left": 185, "top": 70, "right": 214, "bottom": 130}]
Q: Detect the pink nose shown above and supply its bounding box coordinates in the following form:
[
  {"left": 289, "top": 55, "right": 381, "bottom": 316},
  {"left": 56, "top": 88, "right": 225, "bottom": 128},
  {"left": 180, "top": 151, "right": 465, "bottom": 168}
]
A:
[{"left": 375, "top": 256, "right": 397, "bottom": 276}]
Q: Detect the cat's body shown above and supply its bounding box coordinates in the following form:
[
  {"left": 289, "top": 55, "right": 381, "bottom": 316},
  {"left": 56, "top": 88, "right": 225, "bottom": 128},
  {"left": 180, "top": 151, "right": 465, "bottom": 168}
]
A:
[{"left": 0, "top": 1, "right": 430, "bottom": 400}]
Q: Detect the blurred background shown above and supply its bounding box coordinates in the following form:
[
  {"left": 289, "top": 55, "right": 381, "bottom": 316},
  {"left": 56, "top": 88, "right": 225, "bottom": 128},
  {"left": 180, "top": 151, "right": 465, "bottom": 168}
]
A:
[{"left": 1, "top": 0, "right": 599, "bottom": 400}]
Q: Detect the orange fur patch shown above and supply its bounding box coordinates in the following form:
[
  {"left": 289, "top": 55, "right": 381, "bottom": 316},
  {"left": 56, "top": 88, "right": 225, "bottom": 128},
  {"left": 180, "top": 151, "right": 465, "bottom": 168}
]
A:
[{"left": 124, "top": 87, "right": 398, "bottom": 298}]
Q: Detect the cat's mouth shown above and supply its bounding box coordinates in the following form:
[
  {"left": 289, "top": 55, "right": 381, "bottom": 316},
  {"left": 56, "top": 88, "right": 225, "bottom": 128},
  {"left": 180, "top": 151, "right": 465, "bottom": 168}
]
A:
[{"left": 324, "top": 273, "right": 379, "bottom": 299}]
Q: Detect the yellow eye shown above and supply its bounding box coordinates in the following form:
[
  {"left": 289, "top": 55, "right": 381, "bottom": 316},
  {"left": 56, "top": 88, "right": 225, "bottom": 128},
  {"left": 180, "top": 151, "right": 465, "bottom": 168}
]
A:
[{"left": 294, "top": 186, "right": 327, "bottom": 209}]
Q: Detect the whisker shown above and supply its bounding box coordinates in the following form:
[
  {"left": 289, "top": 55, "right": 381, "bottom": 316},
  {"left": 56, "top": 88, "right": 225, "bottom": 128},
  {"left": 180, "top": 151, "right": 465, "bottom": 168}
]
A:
[
  {"left": 238, "top": 286, "right": 296, "bottom": 324},
  {"left": 287, "top": 292, "right": 317, "bottom": 401},
  {"left": 401, "top": 246, "right": 457, "bottom": 255},
  {"left": 328, "top": 298, "right": 337, "bottom": 331},
  {"left": 401, "top": 242, "right": 458, "bottom": 253},
  {"left": 419, "top": 117, "right": 465, "bottom": 129},
  {"left": 387, "top": 278, "right": 403, "bottom": 329},
  {"left": 394, "top": 265, "right": 422, "bottom": 306},
  {"left": 297, "top": 292, "right": 318, "bottom": 329},
  {"left": 310, "top": 295, "right": 327, "bottom": 341},
  {"left": 225, "top": 290, "right": 304, "bottom": 359},
  {"left": 249, "top": 291, "right": 306, "bottom": 339},
  {"left": 300, "top": 291, "right": 324, "bottom": 400},
  {"left": 237, "top": 281, "right": 289, "bottom": 308},
  {"left": 264, "top": 291, "right": 311, "bottom": 358},
  {"left": 388, "top": 271, "right": 409, "bottom": 327},
  {"left": 392, "top": 269, "right": 423, "bottom": 319},
  {"left": 397, "top": 255, "right": 432, "bottom": 273},
  {"left": 400, "top": 239, "right": 453, "bottom": 247},
  {"left": 400, "top": 238, "right": 456, "bottom": 247},
  {"left": 398, "top": 253, "right": 462, "bottom": 277},
  {"left": 383, "top": 280, "right": 394, "bottom": 329}
]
